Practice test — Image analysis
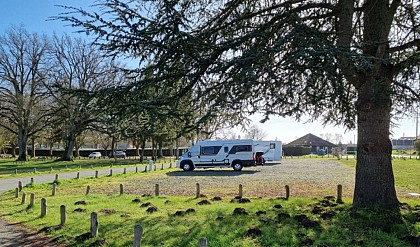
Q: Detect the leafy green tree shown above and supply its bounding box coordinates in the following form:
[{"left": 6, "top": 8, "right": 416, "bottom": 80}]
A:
[{"left": 57, "top": 0, "right": 420, "bottom": 208}]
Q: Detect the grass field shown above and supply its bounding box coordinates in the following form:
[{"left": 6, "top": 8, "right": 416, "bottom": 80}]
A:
[
  {"left": 0, "top": 157, "right": 419, "bottom": 246},
  {"left": 0, "top": 157, "right": 176, "bottom": 178},
  {"left": 338, "top": 158, "right": 420, "bottom": 195}
]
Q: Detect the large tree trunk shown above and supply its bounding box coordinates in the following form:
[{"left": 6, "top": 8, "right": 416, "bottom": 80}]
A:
[
  {"left": 63, "top": 135, "right": 76, "bottom": 161},
  {"left": 353, "top": 74, "right": 399, "bottom": 208},
  {"left": 17, "top": 127, "right": 28, "bottom": 161},
  {"left": 352, "top": 0, "right": 400, "bottom": 208}
]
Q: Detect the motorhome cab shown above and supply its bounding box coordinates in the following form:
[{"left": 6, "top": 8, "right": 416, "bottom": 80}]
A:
[{"left": 177, "top": 139, "right": 282, "bottom": 171}]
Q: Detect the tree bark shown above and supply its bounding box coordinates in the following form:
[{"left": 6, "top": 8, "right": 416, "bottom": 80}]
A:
[
  {"left": 17, "top": 127, "right": 28, "bottom": 161},
  {"left": 353, "top": 74, "right": 399, "bottom": 208},
  {"left": 63, "top": 136, "right": 75, "bottom": 161},
  {"left": 158, "top": 140, "right": 163, "bottom": 158},
  {"left": 352, "top": 0, "right": 400, "bottom": 208}
]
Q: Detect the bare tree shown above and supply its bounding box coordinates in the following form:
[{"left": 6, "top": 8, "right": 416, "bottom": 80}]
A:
[
  {"left": 47, "top": 34, "right": 118, "bottom": 161},
  {"left": 0, "top": 26, "right": 50, "bottom": 161},
  {"left": 245, "top": 125, "right": 267, "bottom": 140}
]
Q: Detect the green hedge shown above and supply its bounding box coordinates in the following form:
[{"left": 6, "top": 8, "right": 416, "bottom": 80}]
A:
[{"left": 283, "top": 146, "right": 311, "bottom": 156}]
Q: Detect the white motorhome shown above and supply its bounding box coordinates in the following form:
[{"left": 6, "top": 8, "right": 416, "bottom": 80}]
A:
[{"left": 177, "top": 139, "right": 282, "bottom": 171}]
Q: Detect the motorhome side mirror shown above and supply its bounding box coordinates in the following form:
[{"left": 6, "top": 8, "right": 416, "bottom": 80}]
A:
[{"left": 188, "top": 152, "right": 191, "bottom": 158}]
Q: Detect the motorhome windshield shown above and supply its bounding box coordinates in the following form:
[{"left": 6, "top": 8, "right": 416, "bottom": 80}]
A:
[{"left": 182, "top": 145, "right": 200, "bottom": 158}]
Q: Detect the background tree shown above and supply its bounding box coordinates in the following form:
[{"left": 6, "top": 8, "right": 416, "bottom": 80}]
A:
[
  {"left": 0, "top": 26, "right": 50, "bottom": 161},
  {"left": 58, "top": 0, "right": 420, "bottom": 208},
  {"left": 244, "top": 124, "right": 267, "bottom": 140},
  {"left": 47, "top": 34, "right": 118, "bottom": 161},
  {"left": 414, "top": 139, "right": 420, "bottom": 155}
]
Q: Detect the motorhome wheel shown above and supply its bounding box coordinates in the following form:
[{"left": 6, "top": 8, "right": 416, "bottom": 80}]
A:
[
  {"left": 232, "top": 161, "right": 243, "bottom": 171},
  {"left": 182, "top": 161, "right": 193, "bottom": 171}
]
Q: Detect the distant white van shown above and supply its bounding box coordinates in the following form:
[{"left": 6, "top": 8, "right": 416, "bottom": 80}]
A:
[{"left": 177, "top": 139, "right": 282, "bottom": 171}]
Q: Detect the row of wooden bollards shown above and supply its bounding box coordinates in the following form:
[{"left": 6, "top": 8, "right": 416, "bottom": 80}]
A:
[
  {"left": 15, "top": 182, "right": 343, "bottom": 247},
  {"left": 16, "top": 179, "right": 344, "bottom": 203},
  {"left": 12, "top": 162, "right": 173, "bottom": 175},
  {"left": 19, "top": 196, "right": 209, "bottom": 247}
]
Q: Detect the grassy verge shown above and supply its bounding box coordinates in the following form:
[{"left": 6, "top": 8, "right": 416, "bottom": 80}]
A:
[
  {"left": 338, "top": 158, "right": 420, "bottom": 195},
  {"left": 0, "top": 157, "right": 177, "bottom": 178},
  {"left": 1, "top": 170, "right": 419, "bottom": 246}
]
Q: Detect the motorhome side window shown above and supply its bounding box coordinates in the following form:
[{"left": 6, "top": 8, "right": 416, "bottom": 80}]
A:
[
  {"left": 229, "top": 145, "right": 252, "bottom": 154},
  {"left": 201, "top": 146, "right": 222, "bottom": 155},
  {"left": 270, "top": 143, "right": 275, "bottom": 149}
]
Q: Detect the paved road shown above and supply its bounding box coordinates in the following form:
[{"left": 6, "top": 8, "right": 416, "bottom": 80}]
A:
[{"left": 0, "top": 165, "right": 152, "bottom": 247}]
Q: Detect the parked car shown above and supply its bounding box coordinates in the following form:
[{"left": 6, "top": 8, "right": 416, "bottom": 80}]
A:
[
  {"left": 88, "top": 152, "right": 102, "bottom": 159},
  {"left": 114, "top": 150, "right": 126, "bottom": 159}
]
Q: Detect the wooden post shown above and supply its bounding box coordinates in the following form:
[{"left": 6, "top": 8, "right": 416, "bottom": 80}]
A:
[
  {"left": 18, "top": 181, "right": 23, "bottom": 192},
  {"left": 133, "top": 224, "right": 143, "bottom": 247},
  {"left": 31, "top": 177, "right": 34, "bottom": 184},
  {"left": 33, "top": 168, "right": 37, "bottom": 173},
  {"left": 199, "top": 237, "right": 208, "bottom": 247},
  {"left": 95, "top": 170, "right": 99, "bottom": 178},
  {"left": 110, "top": 169, "right": 113, "bottom": 176},
  {"left": 285, "top": 185, "right": 290, "bottom": 200},
  {"left": 170, "top": 163, "right": 172, "bottom": 168},
  {"left": 29, "top": 193, "right": 35, "bottom": 207},
  {"left": 154, "top": 165, "right": 157, "bottom": 171},
  {"left": 155, "top": 184, "right": 159, "bottom": 196},
  {"left": 337, "top": 184, "right": 343, "bottom": 203},
  {"left": 55, "top": 174, "right": 59, "bottom": 181},
  {"left": 76, "top": 172, "right": 80, "bottom": 179},
  {"left": 15, "top": 188, "right": 19, "bottom": 198},
  {"left": 90, "top": 212, "right": 98, "bottom": 238},
  {"left": 161, "top": 164, "right": 164, "bottom": 170},
  {"left": 21, "top": 193, "right": 26, "bottom": 204},
  {"left": 52, "top": 183, "right": 57, "bottom": 196},
  {"left": 196, "top": 183, "right": 200, "bottom": 198},
  {"left": 41, "top": 198, "right": 47, "bottom": 217},
  {"left": 120, "top": 184, "right": 124, "bottom": 195},
  {"left": 60, "top": 205, "right": 66, "bottom": 225},
  {"left": 239, "top": 184, "right": 243, "bottom": 198},
  {"left": 86, "top": 185, "right": 91, "bottom": 195},
  {"left": 135, "top": 167, "right": 138, "bottom": 173},
  {"left": 124, "top": 168, "right": 126, "bottom": 174},
  {"left": 144, "top": 166, "right": 147, "bottom": 172}
]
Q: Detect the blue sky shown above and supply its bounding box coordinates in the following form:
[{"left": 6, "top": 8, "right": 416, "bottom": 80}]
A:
[{"left": 1, "top": 1, "right": 417, "bottom": 143}]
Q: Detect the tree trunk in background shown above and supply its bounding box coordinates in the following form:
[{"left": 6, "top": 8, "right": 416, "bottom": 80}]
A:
[
  {"left": 175, "top": 139, "right": 179, "bottom": 159},
  {"left": 158, "top": 140, "right": 163, "bottom": 158},
  {"left": 63, "top": 136, "right": 75, "bottom": 161},
  {"left": 17, "top": 127, "right": 28, "bottom": 161},
  {"left": 140, "top": 139, "right": 145, "bottom": 162},
  {"left": 134, "top": 141, "right": 140, "bottom": 157},
  {"left": 31, "top": 137, "right": 36, "bottom": 158}
]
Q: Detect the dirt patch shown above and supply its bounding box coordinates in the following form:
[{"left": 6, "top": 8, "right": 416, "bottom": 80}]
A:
[
  {"left": 233, "top": 208, "right": 248, "bottom": 215},
  {"left": 197, "top": 200, "right": 211, "bottom": 205},
  {"left": 99, "top": 209, "right": 116, "bottom": 215}
]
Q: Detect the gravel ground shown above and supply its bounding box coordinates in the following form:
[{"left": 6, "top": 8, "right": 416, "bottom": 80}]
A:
[
  {"left": 121, "top": 158, "right": 356, "bottom": 198},
  {"left": 0, "top": 158, "right": 354, "bottom": 246}
]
